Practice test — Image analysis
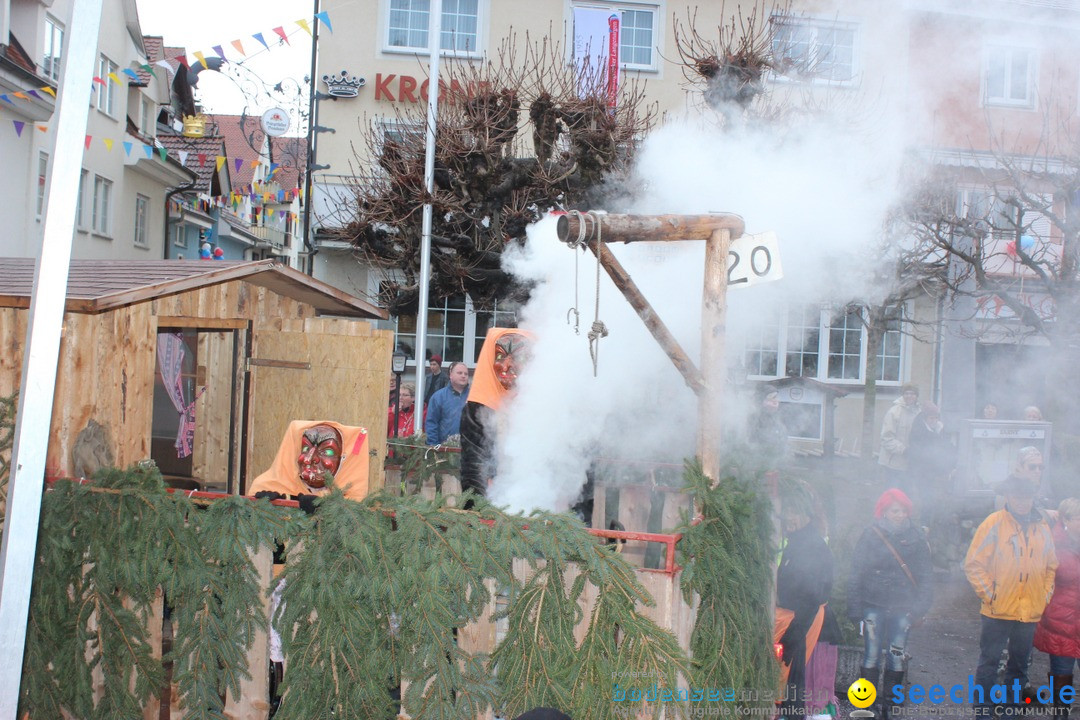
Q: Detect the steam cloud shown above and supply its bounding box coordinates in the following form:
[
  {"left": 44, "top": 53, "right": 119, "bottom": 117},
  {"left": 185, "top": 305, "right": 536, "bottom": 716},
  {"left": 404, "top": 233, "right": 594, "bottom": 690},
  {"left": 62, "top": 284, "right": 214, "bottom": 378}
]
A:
[{"left": 489, "top": 108, "right": 910, "bottom": 513}]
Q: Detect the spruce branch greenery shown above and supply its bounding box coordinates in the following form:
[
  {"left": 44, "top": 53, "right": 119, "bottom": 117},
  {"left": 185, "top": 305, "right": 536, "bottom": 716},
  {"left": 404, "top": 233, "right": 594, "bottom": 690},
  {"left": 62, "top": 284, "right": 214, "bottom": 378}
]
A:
[
  {"left": 21, "top": 460, "right": 784, "bottom": 720},
  {"left": 678, "top": 458, "right": 778, "bottom": 714}
]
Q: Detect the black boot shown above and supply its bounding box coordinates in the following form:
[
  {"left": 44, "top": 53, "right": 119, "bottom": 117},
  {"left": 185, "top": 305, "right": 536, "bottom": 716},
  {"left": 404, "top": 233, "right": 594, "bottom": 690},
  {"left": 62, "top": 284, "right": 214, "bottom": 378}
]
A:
[
  {"left": 881, "top": 669, "right": 905, "bottom": 720},
  {"left": 1051, "top": 673, "right": 1073, "bottom": 718}
]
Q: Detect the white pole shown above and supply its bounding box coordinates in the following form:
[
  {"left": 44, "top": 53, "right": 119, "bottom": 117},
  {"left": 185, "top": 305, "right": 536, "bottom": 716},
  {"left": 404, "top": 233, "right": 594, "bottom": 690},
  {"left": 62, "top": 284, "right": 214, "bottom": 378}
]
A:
[
  {"left": 412, "top": 0, "right": 442, "bottom": 435},
  {"left": 0, "top": 0, "right": 103, "bottom": 713}
]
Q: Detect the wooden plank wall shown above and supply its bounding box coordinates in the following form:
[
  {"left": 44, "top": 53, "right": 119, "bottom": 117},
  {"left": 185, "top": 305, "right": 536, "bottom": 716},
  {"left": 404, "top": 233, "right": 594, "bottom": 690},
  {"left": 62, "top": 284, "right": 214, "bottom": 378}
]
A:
[
  {"left": 191, "top": 331, "right": 236, "bottom": 491},
  {"left": 246, "top": 316, "right": 393, "bottom": 494}
]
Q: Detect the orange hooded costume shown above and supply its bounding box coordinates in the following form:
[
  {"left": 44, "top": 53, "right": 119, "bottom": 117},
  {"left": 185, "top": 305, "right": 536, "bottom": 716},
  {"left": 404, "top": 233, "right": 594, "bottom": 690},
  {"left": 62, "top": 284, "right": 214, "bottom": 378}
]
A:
[
  {"left": 249, "top": 420, "right": 370, "bottom": 501},
  {"left": 459, "top": 328, "right": 534, "bottom": 497}
]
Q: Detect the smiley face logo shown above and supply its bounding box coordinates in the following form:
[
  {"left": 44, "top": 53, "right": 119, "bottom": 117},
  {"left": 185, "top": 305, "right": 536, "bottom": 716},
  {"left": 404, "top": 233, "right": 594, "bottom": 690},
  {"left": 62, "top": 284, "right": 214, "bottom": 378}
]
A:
[{"left": 848, "top": 677, "right": 876, "bottom": 709}]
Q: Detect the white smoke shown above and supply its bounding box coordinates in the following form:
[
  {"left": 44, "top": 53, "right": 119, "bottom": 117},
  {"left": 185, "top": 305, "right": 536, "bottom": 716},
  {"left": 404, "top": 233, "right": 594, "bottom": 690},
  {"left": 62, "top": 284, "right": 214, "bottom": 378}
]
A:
[{"left": 489, "top": 108, "right": 909, "bottom": 513}]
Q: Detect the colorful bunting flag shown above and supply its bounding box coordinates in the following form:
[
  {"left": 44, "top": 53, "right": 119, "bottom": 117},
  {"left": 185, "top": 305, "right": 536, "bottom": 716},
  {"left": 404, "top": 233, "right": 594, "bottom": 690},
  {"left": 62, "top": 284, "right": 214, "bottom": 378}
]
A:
[
  {"left": 140, "top": 63, "right": 157, "bottom": 78},
  {"left": 12, "top": 121, "right": 24, "bottom": 137},
  {"left": 231, "top": 39, "right": 246, "bottom": 56},
  {"left": 84, "top": 135, "right": 92, "bottom": 150},
  {"left": 212, "top": 45, "right": 226, "bottom": 61},
  {"left": 27, "top": 90, "right": 40, "bottom": 100},
  {"left": 234, "top": 158, "right": 243, "bottom": 173},
  {"left": 123, "top": 141, "right": 133, "bottom": 156},
  {"left": 13, "top": 92, "right": 27, "bottom": 100},
  {"left": 143, "top": 145, "right": 153, "bottom": 159},
  {"left": 122, "top": 68, "right": 141, "bottom": 81},
  {"left": 252, "top": 32, "right": 269, "bottom": 51},
  {"left": 216, "top": 156, "right": 226, "bottom": 172},
  {"left": 315, "top": 11, "right": 333, "bottom": 32},
  {"left": 0, "top": 95, "right": 11, "bottom": 105},
  {"left": 179, "top": 150, "right": 189, "bottom": 166},
  {"left": 158, "top": 147, "right": 168, "bottom": 161},
  {"left": 36, "top": 125, "right": 47, "bottom": 132},
  {"left": 103, "top": 138, "right": 114, "bottom": 150},
  {"left": 194, "top": 51, "right": 208, "bottom": 69},
  {"left": 198, "top": 154, "right": 207, "bottom": 166},
  {"left": 92, "top": 76, "right": 106, "bottom": 85},
  {"left": 272, "top": 27, "right": 290, "bottom": 45},
  {"left": 154, "top": 60, "right": 174, "bottom": 75},
  {"left": 107, "top": 72, "right": 122, "bottom": 85},
  {"left": 174, "top": 54, "right": 189, "bottom": 69},
  {"left": 39, "top": 86, "right": 56, "bottom": 97}
]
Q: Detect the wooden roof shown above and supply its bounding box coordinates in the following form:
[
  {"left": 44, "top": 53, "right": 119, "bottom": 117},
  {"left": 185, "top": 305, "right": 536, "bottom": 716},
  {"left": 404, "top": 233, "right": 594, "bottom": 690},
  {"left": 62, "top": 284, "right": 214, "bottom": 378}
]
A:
[{"left": 0, "top": 259, "right": 386, "bottom": 319}]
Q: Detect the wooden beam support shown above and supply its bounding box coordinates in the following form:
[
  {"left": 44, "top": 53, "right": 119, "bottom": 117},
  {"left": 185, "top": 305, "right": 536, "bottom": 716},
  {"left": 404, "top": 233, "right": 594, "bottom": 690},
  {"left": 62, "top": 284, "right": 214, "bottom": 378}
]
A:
[
  {"left": 698, "top": 228, "right": 732, "bottom": 485},
  {"left": 586, "top": 242, "right": 706, "bottom": 395},
  {"left": 557, "top": 213, "right": 745, "bottom": 245}
]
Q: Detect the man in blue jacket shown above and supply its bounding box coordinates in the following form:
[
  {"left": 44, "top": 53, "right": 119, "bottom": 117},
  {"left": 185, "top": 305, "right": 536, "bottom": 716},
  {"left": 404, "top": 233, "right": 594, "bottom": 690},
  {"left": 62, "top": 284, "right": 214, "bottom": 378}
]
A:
[{"left": 425, "top": 362, "right": 470, "bottom": 445}]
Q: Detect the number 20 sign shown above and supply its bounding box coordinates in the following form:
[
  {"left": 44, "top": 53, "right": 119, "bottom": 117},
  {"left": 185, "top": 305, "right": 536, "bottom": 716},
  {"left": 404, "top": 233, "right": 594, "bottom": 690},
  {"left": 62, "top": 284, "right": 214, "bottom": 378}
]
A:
[{"left": 727, "top": 231, "right": 783, "bottom": 289}]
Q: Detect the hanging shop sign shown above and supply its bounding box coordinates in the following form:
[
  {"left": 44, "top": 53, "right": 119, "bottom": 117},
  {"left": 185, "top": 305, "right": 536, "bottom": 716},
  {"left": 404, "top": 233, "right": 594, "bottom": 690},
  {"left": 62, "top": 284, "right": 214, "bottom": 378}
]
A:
[{"left": 260, "top": 108, "right": 291, "bottom": 137}]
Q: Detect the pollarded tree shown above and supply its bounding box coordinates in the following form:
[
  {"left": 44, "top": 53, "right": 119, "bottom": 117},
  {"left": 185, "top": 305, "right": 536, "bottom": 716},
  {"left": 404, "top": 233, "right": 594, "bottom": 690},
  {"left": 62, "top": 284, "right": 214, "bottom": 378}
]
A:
[{"left": 336, "top": 36, "right": 654, "bottom": 316}]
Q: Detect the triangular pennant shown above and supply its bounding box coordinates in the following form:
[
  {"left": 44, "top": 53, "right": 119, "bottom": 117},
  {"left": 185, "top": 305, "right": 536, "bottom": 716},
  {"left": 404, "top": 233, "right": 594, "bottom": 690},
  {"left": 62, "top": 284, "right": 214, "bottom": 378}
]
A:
[
  {"left": 174, "top": 54, "right": 189, "bottom": 69},
  {"left": 231, "top": 39, "right": 246, "bottom": 56},
  {"left": 84, "top": 135, "right": 92, "bottom": 150},
  {"left": 140, "top": 63, "right": 157, "bottom": 78},
  {"left": 272, "top": 27, "right": 290, "bottom": 45},
  {"left": 234, "top": 158, "right": 243, "bottom": 173},
  {"left": 143, "top": 144, "right": 153, "bottom": 158},
  {"left": 92, "top": 76, "right": 106, "bottom": 85},
  {"left": 194, "top": 51, "right": 208, "bottom": 69},
  {"left": 39, "top": 86, "right": 56, "bottom": 97},
  {"left": 103, "top": 138, "right": 114, "bottom": 150},
  {"left": 158, "top": 147, "right": 167, "bottom": 161},
  {"left": 155, "top": 59, "right": 174, "bottom": 75},
  {"left": 249, "top": 160, "right": 259, "bottom": 169},
  {"left": 0, "top": 95, "right": 12, "bottom": 104},
  {"left": 27, "top": 90, "right": 40, "bottom": 99},
  {"left": 296, "top": 19, "right": 312, "bottom": 36},
  {"left": 107, "top": 72, "right": 122, "bottom": 85},
  {"left": 252, "top": 32, "right": 269, "bottom": 51},
  {"left": 13, "top": 92, "right": 27, "bottom": 100},
  {"left": 12, "top": 120, "right": 24, "bottom": 137},
  {"left": 314, "top": 11, "right": 333, "bottom": 32},
  {"left": 36, "top": 125, "right": 48, "bottom": 132},
  {"left": 198, "top": 154, "right": 207, "bottom": 166},
  {"left": 212, "top": 45, "right": 226, "bottom": 61},
  {"left": 122, "top": 68, "right": 140, "bottom": 81},
  {"left": 179, "top": 150, "right": 189, "bottom": 166},
  {"left": 216, "top": 156, "right": 226, "bottom": 172},
  {"left": 123, "top": 141, "right": 134, "bottom": 156}
]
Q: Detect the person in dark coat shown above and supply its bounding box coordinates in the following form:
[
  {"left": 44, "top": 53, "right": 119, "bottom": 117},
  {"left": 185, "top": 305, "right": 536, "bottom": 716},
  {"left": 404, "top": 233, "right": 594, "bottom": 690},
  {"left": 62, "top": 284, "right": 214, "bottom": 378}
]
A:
[
  {"left": 847, "top": 488, "right": 934, "bottom": 719},
  {"left": 775, "top": 495, "right": 834, "bottom": 719},
  {"left": 904, "top": 402, "right": 956, "bottom": 516},
  {"left": 1034, "top": 497, "right": 1080, "bottom": 717}
]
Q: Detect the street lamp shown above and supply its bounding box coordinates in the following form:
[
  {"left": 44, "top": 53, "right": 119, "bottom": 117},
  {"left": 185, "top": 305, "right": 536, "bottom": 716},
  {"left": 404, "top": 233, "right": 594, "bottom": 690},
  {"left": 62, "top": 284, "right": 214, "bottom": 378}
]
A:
[{"left": 391, "top": 350, "right": 407, "bottom": 438}]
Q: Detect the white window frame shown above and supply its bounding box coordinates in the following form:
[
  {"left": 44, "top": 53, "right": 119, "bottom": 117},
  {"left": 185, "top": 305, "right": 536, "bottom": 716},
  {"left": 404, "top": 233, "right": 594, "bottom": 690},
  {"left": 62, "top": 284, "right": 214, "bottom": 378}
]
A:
[
  {"left": 134, "top": 194, "right": 150, "bottom": 247},
  {"left": 984, "top": 45, "right": 1037, "bottom": 109},
  {"left": 91, "top": 174, "right": 113, "bottom": 236},
  {"left": 43, "top": 16, "right": 63, "bottom": 82},
  {"left": 35, "top": 151, "right": 48, "bottom": 219},
  {"left": 383, "top": 0, "right": 486, "bottom": 58},
  {"left": 173, "top": 224, "right": 187, "bottom": 248},
  {"left": 96, "top": 55, "right": 117, "bottom": 116},
  {"left": 75, "top": 169, "right": 88, "bottom": 230},
  {"left": 390, "top": 291, "right": 520, "bottom": 367},
  {"left": 744, "top": 303, "right": 905, "bottom": 386},
  {"left": 139, "top": 95, "right": 154, "bottom": 137},
  {"left": 770, "top": 16, "right": 857, "bottom": 85},
  {"left": 572, "top": 2, "right": 661, "bottom": 72}
]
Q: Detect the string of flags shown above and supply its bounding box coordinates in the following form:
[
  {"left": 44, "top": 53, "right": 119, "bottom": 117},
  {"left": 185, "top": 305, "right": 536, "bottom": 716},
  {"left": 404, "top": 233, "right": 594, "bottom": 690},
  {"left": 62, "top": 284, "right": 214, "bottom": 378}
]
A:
[{"left": 0, "top": 11, "right": 333, "bottom": 105}]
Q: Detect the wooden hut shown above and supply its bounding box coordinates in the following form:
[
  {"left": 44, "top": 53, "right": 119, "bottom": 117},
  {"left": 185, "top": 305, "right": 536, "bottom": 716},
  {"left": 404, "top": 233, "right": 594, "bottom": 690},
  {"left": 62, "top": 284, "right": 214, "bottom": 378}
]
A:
[{"left": 0, "top": 259, "right": 392, "bottom": 493}]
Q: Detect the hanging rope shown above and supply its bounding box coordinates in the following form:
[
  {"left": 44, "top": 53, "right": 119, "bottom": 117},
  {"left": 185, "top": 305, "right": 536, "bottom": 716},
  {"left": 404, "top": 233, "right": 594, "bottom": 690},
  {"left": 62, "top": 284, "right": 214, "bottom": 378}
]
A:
[
  {"left": 565, "top": 211, "right": 588, "bottom": 335},
  {"left": 586, "top": 213, "right": 608, "bottom": 376}
]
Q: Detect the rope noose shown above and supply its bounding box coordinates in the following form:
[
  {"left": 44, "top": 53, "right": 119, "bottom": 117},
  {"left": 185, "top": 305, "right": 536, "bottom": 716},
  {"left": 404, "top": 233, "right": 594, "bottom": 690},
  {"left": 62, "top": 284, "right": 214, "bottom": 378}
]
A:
[
  {"left": 586, "top": 212, "right": 608, "bottom": 377},
  {"left": 565, "top": 210, "right": 589, "bottom": 336}
]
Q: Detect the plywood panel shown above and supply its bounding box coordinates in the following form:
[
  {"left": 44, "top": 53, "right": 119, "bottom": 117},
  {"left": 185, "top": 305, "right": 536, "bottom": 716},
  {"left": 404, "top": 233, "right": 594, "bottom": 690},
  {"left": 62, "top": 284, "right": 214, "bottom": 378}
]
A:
[
  {"left": 191, "top": 331, "right": 235, "bottom": 491},
  {"left": 48, "top": 313, "right": 98, "bottom": 477},
  {"left": 114, "top": 304, "right": 156, "bottom": 469},
  {"left": 0, "top": 307, "right": 27, "bottom": 396},
  {"left": 225, "top": 546, "right": 273, "bottom": 720},
  {"left": 246, "top": 322, "right": 392, "bottom": 494}
]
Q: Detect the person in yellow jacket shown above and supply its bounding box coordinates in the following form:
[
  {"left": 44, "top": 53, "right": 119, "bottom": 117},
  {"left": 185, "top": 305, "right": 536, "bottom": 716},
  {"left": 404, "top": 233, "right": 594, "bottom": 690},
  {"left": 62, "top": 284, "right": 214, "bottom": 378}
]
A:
[{"left": 965, "top": 474, "right": 1058, "bottom": 709}]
